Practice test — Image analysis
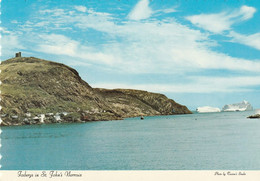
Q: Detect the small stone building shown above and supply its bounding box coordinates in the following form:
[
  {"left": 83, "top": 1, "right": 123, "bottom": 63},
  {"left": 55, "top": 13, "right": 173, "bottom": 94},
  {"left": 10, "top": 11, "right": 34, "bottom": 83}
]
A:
[{"left": 15, "top": 52, "right": 22, "bottom": 57}]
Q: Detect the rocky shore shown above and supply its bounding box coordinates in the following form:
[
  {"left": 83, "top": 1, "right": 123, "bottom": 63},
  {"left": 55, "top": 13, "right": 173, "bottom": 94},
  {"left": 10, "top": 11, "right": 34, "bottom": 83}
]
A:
[{"left": 0, "top": 111, "right": 122, "bottom": 126}]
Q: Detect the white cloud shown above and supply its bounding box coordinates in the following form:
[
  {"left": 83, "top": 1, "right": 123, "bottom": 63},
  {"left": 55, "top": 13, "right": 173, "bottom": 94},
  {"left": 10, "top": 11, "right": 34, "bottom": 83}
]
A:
[
  {"left": 186, "top": 5, "right": 259, "bottom": 51},
  {"left": 35, "top": 34, "right": 117, "bottom": 65},
  {"left": 128, "top": 0, "right": 153, "bottom": 20},
  {"left": 92, "top": 76, "right": 260, "bottom": 93},
  {"left": 229, "top": 31, "right": 260, "bottom": 51},
  {"left": 0, "top": 29, "right": 24, "bottom": 57},
  {"left": 3, "top": 6, "right": 260, "bottom": 75},
  {"left": 66, "top": 15, "right": 260, "bottom": 73},
  {"left": 0, "top": 27, "right": 11, "bottom": 34},
  {"left": 74, "top": 6, "right": 87, "bottom": 13},
  {"left": 239, "top": 5, "right": 256, "bottom": 20},
  {"left": 37, "top": 34, "right": 78, "bottom": 56},
  {"left": 160, "top": 8, "right": 177, "bottom": 14},
  {"left": 2, "top": 5, "right": 260, "bottom": 98},
  {"left": 1, "top": 35, "right": 22, "bottom": 48},
  {"left": 153, "top": 6, "right": 178, "bottom": 17},
  {"left": 186, "top": 12, "right": 230, "bottom": 34},
  {"left": 186, "top": 6, "right": 257, "bottom": 33},
  {"left": 39, "top": 9, "right": 66, "bottom": 17}
]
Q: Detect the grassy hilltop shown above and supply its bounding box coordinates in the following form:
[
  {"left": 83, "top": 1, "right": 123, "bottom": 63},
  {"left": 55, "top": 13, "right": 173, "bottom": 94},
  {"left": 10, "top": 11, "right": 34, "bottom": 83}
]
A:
[{"left": 0, "top": 57, "right": 191, "bottom": 125}]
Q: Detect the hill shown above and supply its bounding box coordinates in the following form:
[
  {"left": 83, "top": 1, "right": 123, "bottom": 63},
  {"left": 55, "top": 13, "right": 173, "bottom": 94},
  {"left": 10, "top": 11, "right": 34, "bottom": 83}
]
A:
[{"left": 0, "top": 56, "right": 192, "bottom": 126}]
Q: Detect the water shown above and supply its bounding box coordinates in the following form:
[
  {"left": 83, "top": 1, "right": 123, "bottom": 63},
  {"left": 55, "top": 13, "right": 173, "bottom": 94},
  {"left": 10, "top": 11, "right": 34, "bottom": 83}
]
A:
[{"left": 1, "top": 111, "right": 260, "bottom": 170}]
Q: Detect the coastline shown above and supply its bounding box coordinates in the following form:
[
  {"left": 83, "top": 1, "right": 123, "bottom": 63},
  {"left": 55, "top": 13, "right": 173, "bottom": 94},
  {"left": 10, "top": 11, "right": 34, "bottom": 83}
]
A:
[{"left": 0, "top": 56, "right": 192, "bottom": 126}]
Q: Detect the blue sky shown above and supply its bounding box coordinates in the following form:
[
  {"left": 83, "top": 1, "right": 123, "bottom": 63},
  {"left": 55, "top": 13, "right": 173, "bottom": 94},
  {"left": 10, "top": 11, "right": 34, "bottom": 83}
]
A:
[{"left": 1, "top": 0, "right": 260, "bottom": 110}]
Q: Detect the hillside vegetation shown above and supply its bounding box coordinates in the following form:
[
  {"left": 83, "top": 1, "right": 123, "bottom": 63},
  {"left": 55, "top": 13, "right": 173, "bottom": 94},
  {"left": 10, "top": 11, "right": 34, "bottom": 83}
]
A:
[{"left": 0, "top": 57, "right": 191, "bottom": 126}]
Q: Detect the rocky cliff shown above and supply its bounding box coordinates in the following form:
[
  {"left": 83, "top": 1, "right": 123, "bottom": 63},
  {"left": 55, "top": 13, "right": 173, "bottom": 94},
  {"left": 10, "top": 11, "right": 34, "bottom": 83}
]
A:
[{"left": 0, "top": 57, "right": 192, "bottom": 126}]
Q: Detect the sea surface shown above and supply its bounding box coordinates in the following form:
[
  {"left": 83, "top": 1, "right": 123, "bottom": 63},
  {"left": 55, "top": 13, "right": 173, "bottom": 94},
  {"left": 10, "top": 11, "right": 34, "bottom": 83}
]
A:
[{"left": 1, "top": 111, "right": 260, "bottom": 170}]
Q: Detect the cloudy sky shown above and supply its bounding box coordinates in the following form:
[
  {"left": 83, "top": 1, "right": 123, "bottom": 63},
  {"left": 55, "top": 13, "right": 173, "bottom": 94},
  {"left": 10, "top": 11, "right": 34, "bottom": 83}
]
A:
[{"left": 1, "top": 0, "right": 260, "bottom": 110}]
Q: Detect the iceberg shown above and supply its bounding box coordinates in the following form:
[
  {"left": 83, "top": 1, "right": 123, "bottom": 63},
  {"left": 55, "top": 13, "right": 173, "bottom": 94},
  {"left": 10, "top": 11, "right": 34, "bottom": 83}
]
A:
[
  {"left": 196, "top": 106, "right": 221, "bottom": 113},
  {"left": 222, "top": 100, "right": 253, "bottom": 112}
]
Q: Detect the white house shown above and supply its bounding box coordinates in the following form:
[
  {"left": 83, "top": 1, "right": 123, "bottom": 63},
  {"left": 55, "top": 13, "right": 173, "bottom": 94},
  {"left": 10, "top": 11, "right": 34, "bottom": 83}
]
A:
[
  {"left": 39, "top": 114, "right": 45, "bottom": 123},
  {"left": 33, "top": 116, "right": 40, "bottom": 121},
  {"left": 11, "top": 115, "right": 18, "bottom": 119},
  {"left": 54, "top": 115, "right": 61, "bottom": 121}
]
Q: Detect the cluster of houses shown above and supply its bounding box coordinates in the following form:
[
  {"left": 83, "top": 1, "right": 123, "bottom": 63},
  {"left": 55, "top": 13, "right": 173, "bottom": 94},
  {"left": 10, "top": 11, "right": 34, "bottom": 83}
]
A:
[
  {"left": 1, "top": 112, "right": 69, "bottom": 125},
  {"left": 0, "top": 107, "right": 111, "bottom": 125}
]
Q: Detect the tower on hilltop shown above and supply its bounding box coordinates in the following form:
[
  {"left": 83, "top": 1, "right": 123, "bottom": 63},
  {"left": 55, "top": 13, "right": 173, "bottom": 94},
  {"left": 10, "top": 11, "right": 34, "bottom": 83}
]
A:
[{"left": 15, "top": 52, "right": 22, "bottom": 57}]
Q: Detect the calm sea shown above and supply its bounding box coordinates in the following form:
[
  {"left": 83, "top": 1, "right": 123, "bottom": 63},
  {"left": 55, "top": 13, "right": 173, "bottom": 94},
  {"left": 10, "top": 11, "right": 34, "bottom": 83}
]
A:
[{"left": 1, "top": 111, "right": 260, "bottom": 170}]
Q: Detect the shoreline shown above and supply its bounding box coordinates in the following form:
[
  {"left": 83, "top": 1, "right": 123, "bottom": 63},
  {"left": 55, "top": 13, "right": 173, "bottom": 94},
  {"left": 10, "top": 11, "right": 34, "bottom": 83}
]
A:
[{"left": 0, "top": 112, "right": 192, "bottom": 127}]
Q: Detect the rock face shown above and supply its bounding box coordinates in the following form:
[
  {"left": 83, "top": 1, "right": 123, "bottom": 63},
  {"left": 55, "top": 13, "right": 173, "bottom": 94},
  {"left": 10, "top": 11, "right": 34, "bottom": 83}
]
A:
[
  {"left": 196, "top": 106, "right": 221, "bottom": 113},
  {"left": 0, "top": 57, "right": 192, "bottom": 126},
  {"left": 222, "top": 101, "right": 253, "bottom": 112}
]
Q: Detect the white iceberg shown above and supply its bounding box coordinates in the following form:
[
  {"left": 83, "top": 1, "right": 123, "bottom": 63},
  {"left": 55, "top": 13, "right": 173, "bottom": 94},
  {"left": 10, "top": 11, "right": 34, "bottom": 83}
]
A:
[
  {"left": 196, "top": 106, "right": 221, "bottom": 113},
  {"left": 222, "top": 100, "right": 253, "bottom": 112}
]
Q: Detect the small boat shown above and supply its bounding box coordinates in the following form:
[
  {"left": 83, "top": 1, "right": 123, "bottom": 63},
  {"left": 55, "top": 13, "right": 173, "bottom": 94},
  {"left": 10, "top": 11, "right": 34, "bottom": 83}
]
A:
[{"left": 140, "top": 116, "right": 144, "bottom": 120}]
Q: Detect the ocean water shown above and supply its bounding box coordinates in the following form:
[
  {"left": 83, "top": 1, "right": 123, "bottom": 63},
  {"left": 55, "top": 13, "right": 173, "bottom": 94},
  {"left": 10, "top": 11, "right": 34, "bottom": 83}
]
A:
[{"left": 1, "top": 111, "right": 260, "bottom": 170}]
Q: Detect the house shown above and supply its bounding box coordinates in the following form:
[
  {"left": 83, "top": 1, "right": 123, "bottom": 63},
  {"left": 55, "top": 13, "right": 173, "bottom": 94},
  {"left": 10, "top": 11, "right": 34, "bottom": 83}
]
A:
[
  {"left": 11, "top": 115, "right": 18, "bottom": 119},
  {"left": 54, "top": 115, "right": 61, "bottom": 121},
  {"left": 39, "top": 114, "right": 45, "bottom": 123},
  {"left": 61, "top": 112, "right": 68, "bottom": 116},
  {"left": 33, "top": 116, "right": 40, "bottom": 122}
]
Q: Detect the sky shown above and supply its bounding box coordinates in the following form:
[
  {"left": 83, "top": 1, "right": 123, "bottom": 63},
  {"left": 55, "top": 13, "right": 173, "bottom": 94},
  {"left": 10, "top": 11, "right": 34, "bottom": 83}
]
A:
[{"left": 1, "top": 0, "right": 260, "bottom": 110}]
